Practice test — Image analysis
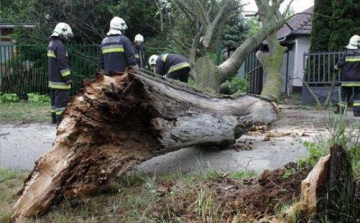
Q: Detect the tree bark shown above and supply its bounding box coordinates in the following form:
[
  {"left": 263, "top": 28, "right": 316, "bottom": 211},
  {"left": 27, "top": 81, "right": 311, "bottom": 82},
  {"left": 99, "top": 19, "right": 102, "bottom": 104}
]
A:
[
  {"left": 12, "top": 70, "right": 279, "bottom": 221},
  {"left": 282, "top": 145, "right": 357, "bottom": 222},
  {"left": 257, "top": 33, "right": 285, "bottom": 101},
  {"left": 318, "top": 145, "right": 357, "bottom": 222}
]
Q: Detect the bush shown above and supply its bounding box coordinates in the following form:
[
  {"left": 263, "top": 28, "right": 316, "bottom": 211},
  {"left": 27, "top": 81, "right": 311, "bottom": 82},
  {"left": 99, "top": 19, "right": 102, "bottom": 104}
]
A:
[
  {"left": 0, "top": 93, "right": 20, "bottom": 103},
  {"left": 27, "top": 93, "right": 51, "bottom": 104},
  {"left": 229, "top": 77, "right": 248, "bottom": 94}
]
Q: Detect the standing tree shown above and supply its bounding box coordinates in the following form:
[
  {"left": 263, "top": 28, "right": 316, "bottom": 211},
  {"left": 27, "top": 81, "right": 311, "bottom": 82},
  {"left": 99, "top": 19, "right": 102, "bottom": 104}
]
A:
[
  {"left": 11, "top": 0, "right": 161, "bottom": 44},
  {"left": 309, "top": 0, "right": 333, "bottom": 52},
  {"left": 329, "top": 0, "right": 360, "bottom": 51},
  {"left": 172, "top": 0, "right": 233, "bottom": 65},
  {"left": 221, "top": 5, "right": 248, "bottom": 49}
]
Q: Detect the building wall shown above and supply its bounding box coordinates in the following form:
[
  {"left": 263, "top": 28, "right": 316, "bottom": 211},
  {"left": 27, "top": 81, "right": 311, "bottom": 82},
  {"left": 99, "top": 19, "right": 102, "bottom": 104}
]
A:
[{"left": 292, "top": 36, "right": 311, "bottom": 88}]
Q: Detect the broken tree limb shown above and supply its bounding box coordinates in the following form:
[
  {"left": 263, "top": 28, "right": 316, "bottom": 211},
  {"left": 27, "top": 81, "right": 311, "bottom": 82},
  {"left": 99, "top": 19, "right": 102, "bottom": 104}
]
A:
[{"left": 12, "top": 70, "right": 279, "bottom": 221}]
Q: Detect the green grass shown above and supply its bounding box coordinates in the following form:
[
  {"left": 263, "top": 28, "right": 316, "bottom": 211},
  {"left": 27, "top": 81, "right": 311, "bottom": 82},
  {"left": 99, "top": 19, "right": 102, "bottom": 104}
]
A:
[
  {"left": 229, "top": 170, "right": 258, "bottom": 179},
  {"left": 0, "top": 167, "right": 260, "bottom": 223},
  {"left": 0, "top": 168, "right": 29, "bottom": 223},
  {"left": 0, "top": 101, "right": 50, "bottom": 123}
]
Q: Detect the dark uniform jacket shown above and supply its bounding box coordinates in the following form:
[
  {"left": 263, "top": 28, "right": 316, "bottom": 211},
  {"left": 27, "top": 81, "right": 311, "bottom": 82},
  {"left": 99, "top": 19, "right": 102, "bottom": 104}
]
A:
[
  {"left": 47, "top": 38, "right": 71, "bottom": 89},
  {"left": 337, "top": 49, "right": 360, "bottom": 84},
  {"left": 155, "top": 54, "right": 190, "bottom": 76},
  {"left": 99, "top": 34, "right": 136, "bottom": 73},
  {"left": 134, "top": 45, "right": 145, "bottom": 68}
]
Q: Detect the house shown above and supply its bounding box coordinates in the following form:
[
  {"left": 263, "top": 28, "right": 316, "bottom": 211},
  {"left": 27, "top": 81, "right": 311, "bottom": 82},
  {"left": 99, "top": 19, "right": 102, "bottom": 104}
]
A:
[
  {"left": 0, "top": 23, "right": 36, "bottom": 88},
  {"left": 0, "top": 23, "right": 35, "bottom": 63}
]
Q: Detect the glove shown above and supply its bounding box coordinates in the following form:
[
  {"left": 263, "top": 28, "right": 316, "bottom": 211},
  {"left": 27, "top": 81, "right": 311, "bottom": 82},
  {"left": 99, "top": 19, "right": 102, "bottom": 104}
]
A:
[{"left": 66, "top": 79, "right": 72, "bottom": 85}]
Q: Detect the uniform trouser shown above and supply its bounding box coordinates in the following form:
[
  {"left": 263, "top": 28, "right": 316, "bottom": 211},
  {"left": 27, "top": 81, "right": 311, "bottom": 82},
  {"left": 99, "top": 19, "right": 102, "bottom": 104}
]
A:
[
  {"left": 338, "top": 86, "right": 360, "bottom": 116},
  {"left": 50, "top": 89, "right": 70, "bottom": 123},
  {"left": 166, "top": 67, "right": 190, "bottom": 83}
]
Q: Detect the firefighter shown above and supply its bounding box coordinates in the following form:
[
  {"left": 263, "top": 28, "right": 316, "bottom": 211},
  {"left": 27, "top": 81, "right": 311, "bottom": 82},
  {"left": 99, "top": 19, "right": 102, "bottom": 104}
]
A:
[
  {"left": 148, "top": 54, "right": 190, "bottom": 83},
  {"left": 48, "top": 22, "right": 73, "bottom": 125},
  {"left": 134, "top": 34, "right": 145, "bottom": 68},
  {"left": 99, "top": 17, "right": 136, "bottom": 74},
  {"left": 335, "top": 35, "right": 360, "bottom": 117}
]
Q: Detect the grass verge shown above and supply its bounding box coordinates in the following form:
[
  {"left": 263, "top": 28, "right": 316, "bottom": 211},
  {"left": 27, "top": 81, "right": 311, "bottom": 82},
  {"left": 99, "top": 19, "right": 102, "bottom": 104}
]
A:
[
  {"left": 0, "top": 169, "right": 261, "bottom": 223},
  {"left": 0, "top": 102, "right": 50, "bottom": 124},
  {"left": 0, "top": 168, "right": 28, "bottom": 223}
]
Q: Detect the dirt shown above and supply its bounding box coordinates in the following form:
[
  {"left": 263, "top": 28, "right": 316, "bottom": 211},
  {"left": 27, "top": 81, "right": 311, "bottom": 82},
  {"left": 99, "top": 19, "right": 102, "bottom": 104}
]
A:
[
  {"left": 151, "top": 162, "right": 313, "bottom": 222},
  {"left": 236, "top": 163, "right": 312, "bottom": 220}
]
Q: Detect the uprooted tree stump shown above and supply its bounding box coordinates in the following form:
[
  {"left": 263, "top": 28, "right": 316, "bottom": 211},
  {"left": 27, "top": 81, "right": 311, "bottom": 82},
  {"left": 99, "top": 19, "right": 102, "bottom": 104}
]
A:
[
  {"left": 12, "top": 70, "right": 279, "bottom": 221},
  {"left": 282, "top": 145, "right": 357, "bottom": 223},
  {"left": 319, "top": 145, "right": 357, "bottom": 222}
]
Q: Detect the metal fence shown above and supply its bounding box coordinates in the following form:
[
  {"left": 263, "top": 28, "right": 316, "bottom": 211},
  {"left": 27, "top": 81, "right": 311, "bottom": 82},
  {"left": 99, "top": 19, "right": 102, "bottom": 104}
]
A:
[
  {"left": 243, "top": 51, "right": 263, "bottom": 95},
  {"left": 303, "top": 51, "right": 342, "bottom": 85},
  {"left": 0, "top": 44, "right": 99, "bottom": 96}
]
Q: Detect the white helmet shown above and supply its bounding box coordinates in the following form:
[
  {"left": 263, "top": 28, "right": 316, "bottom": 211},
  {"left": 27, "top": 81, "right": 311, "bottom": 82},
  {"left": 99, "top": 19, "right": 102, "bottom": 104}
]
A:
[
  {"left": 110, "top": 17, "right": 128, "bottom": 31},
  {"left": 51, "top": 22, "right": 73, "bottom": 38},
  {"left": 346, "top": 35, "right": 360, "bottom": 49},
  {"left": 149, "top": 55, "right": 159, "bottom": 66},
  {"left": 134, "top": 34, "right": 144, "bottom": 43}
]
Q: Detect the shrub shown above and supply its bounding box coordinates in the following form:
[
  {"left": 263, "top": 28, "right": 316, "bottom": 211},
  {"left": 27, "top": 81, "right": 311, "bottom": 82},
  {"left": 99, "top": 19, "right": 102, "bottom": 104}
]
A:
[
  {"left": 27, "top": 93, "right": 51, "bottom": 104},
  {"left": 0, "top": 93, "right": 20, "bottom": 103},
  {"left": 229, "top": 77, "right": 248, "bottom": 94}
]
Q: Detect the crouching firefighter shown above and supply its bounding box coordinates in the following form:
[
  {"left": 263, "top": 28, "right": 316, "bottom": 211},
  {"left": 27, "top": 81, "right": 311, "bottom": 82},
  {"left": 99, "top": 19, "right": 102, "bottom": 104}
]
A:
[
  {"left": 148, "top": 54, "right": 190, "bottom": 83},
  {"left": 48, "top": 22, "right": 73, "bottom": 125},
  {"left": 99, "top": 17, "right": 136, "bottom": 75},
  {"left": 335, "top": 35, "right": 360, "bottom": 117}
]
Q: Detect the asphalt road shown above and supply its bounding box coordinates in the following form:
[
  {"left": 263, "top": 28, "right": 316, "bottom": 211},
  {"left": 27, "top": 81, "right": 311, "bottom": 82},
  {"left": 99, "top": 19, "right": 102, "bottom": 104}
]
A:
[{"left": 1, "top": 109, "right": 349, "bottom": 174}]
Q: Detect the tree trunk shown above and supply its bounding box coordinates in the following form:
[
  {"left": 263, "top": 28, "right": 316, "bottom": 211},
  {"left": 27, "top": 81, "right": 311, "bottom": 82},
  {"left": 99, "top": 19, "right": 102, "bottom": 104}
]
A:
[
  {"left": 257, "top": 33, "right": 285, "bottom": 101},
  {"left": 12, "top": 70, "right": 279, "bottom": 221},
  {"left": 193, "top": 18, "right": 287, "bottom": 94},
  {"left": 318, "top": 145, "right": 357, "bottom": 222},
  {"left": 283, "top": 145, "right": 357, "bottom": 222}
]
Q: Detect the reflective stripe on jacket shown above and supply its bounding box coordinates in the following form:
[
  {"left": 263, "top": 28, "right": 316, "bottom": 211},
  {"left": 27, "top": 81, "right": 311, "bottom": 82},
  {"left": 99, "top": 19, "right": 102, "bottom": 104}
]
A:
[
  {"left": 47, "top": 38, "right": 71, "bottom": 89},
  {"left": 336, "top": 49, "right": 360, "bottom": 82},
  {"left": 99, "top": 34, "right": 136, "bottom": 73},
  {"left": 155, "top": 54, "right": 190, "bottom": 76},
  {"left": 134, "top": 45, "right": 145, "bottom": 68}
]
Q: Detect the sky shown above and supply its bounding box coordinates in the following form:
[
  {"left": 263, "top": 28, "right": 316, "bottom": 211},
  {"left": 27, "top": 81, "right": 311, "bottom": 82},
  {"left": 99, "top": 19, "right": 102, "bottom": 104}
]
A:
[{"left": 242, "top": 0, "right": 314, "bottom": 15}]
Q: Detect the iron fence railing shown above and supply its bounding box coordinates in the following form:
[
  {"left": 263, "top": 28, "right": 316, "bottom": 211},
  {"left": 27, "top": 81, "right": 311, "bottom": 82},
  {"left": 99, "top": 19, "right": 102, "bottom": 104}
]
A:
[
  {"left": 0, "top": 44, "right": 99, "bottom": 96},
  {"left": 303, "top": 51, "right": 342, "bottom": 85},
  {"left": 244, "top": 51, "right": 263, "bottom": 95}
]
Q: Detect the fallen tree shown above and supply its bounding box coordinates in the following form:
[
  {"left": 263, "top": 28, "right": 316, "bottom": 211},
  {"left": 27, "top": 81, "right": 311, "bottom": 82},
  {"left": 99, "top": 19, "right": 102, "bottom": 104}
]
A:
[{"left": 12, "top": 70, "right": 279, "bottom": 221}]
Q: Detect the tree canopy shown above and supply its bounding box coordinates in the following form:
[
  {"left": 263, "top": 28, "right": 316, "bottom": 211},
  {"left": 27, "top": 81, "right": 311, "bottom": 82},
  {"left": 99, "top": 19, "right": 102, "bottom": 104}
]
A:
[{"left": 310, "top": 0, "right": 360, "bottom": 52}]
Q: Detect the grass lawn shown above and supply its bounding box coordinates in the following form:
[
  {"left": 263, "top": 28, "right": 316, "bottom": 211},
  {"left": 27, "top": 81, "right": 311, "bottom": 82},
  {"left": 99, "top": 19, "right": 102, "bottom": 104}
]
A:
[
  {"left": 0, "top": 102, "right": 50, "bottom": 124},
  {"left": 0, "top": 169, "right": 29, "bottom": 223},
  {"left": 0, "top": 168, "right": 259, "bottom": 223}
]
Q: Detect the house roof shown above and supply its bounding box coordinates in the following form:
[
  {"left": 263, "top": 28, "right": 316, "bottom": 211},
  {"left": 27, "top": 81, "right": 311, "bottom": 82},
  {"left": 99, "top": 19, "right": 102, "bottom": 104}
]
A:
[
  {"left": 277, "top": 6, "right": 313, "bottom": 41},
  {"left": 0, "top": 23, "right": 36, "bottom": 29}
]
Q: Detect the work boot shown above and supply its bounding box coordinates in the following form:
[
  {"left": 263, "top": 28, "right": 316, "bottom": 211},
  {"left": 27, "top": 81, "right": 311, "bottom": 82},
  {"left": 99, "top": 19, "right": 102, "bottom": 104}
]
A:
[{"left": 51, "top": 113, "right": 57, "bottom": 124}]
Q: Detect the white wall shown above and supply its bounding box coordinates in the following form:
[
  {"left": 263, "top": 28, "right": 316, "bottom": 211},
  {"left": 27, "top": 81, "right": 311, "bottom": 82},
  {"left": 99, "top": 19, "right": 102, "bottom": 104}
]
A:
[{"left": 292, "top": 36, "right": 310, "bottom": 87}]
